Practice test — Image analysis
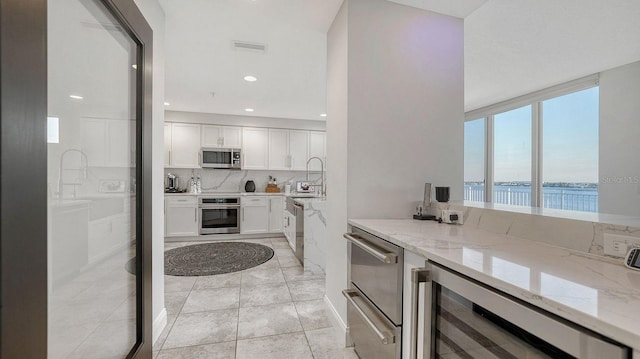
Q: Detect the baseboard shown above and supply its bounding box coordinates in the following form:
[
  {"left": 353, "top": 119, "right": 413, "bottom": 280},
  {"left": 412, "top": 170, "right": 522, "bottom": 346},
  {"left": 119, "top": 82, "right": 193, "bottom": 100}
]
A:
[
  {"left": 152, "top": 308, "right": 168, "bottom": 345},
  {"left": 324, "top": 295, "right": 351, "bottom": 346},
  {"left": 165, "top": 233, "right": 285, "bottom": 242}
]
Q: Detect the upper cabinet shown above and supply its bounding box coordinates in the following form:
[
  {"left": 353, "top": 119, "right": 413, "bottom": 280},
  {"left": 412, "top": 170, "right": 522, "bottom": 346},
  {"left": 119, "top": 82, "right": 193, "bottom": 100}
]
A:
[
  {"left": 308, "top": 131, "right": 326, "bottom": 171},
  {"left": 268, "top": 129, "right": 309, "bottom": 171},
  {"left": 201, "top": 125, "right": 242, "bottom": 149},
  {"left": 289, "top": 130, "right": 309, "bottom": 171},
  {"left": 164, "top": 121, "right": 326, "bottom": 171},
  {"left": 81, "top": 118, "right": 135, "bottom": 167},
  {"left": 268, "top": 129, "right": 290, "bottom": 170},
  {"left": 242, "top": 127, "right": 269, "bottom": 170},
  {"left": 164, "top": 124, "right": 171, "bottom": 167},
  {"left": 168, "top": 123, "right": 201, "bottom": 168}
]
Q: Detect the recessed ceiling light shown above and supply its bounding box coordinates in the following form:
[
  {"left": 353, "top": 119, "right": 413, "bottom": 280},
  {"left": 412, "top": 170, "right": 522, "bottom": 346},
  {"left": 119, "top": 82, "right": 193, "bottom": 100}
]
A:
[
  {"left": 245, "top": 108, "right": 254, "bottom": 112},
  {"left": 320, "top": 113, "right": 327, "bottom": 117},
  {"left": 132, "top": 64, "right": 137, "bottom": 69},
  {"left": 164, "top": 102, "right": 170, "bottom": 106},
  {"left": 69, "top": 95, "right": 83, "bottom": 100},
  {"left": 244, "top": 75, "right": 257, "bottom": 82}
]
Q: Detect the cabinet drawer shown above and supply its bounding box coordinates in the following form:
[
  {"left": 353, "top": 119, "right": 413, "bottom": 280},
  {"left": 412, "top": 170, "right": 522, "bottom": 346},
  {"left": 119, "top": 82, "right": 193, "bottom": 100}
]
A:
[
  {"left": 165, "top": 196, "right": 197, "bottom": 206},
  {"left": 241, "top": 197, "right": 268, "bottom": 206}
]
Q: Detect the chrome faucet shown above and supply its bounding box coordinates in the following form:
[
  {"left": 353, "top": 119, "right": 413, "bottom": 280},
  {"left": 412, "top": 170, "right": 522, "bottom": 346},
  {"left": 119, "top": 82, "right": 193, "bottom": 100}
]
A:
[
  {"left": 306, "top": 156, "right": 325, "bottom": 196},
  {"left": 58, "top": 149, "right": 89, "bottom": 198}
]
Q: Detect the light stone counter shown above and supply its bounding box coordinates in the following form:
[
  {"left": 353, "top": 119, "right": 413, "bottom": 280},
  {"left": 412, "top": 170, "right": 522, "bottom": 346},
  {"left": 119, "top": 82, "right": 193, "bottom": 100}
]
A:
[
  {"left": 348, "top": 218, "right": 640, "bottom": 351},
  {"left": 296, "top": 198, "right": 327, "bottom": 274}
]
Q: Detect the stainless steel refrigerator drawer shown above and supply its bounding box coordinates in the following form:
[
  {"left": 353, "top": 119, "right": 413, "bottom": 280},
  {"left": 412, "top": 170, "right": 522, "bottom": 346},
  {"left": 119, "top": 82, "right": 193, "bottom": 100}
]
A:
[
  {"left": 344, "top": 288, "right": 401, "bottom": 359},
  {"left": 345, "top": 228, "right": 404, "bottom": 325}
]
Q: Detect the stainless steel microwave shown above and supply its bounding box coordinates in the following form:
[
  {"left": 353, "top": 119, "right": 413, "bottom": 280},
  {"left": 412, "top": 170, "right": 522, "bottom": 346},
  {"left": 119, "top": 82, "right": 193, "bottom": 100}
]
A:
[{"left": 201, "top": 147, "right": 241, "bottom": 169}]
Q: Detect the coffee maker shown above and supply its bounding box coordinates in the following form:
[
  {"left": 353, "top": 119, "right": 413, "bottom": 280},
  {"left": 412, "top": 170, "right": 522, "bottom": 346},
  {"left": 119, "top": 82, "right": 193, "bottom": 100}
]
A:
[{"left": 166, "top": 173, "right": 180, "bottom": 192}]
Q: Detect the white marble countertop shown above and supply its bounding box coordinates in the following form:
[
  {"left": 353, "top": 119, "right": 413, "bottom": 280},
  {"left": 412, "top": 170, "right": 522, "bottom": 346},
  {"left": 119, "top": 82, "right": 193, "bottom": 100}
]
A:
[
  {"left": 165, "top": 191, "right": 285, "bottom": 196},
  {"left": 293, "top": 197, "right": 326, "bottom": 208},
  {"left": 348, "top": 218, "right": 640, "bottom": 350}
]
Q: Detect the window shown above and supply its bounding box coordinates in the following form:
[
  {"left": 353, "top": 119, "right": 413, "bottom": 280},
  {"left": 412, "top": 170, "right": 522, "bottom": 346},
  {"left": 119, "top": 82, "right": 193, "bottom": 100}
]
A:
[
  {"left": 542, "top": 87, "right": 599, "bottom": 212},
  {"left": 464, "top": 119, "right": 485, "bottom": 201},
  {"left": 464, "top": 77, "right": 599, "bottom": 213},
  {"left": 494, "top": 105, "right": 532, "bottom": 206}
]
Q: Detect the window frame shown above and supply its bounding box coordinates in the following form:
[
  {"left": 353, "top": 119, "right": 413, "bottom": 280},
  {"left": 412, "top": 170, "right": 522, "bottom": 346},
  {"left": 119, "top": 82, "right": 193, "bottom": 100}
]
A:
[{"left": 465, "top": 74, "right": 599, "bottom": 208}]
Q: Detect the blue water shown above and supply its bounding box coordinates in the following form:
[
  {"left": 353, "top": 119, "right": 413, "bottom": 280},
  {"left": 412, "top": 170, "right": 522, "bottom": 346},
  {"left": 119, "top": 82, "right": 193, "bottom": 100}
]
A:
[{"left": 464, "top": 184, "right": 598, "bottom": 212}]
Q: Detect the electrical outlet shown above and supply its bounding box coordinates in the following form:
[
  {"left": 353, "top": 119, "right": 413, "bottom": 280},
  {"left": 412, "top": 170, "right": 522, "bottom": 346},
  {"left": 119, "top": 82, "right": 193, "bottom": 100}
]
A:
[
  {"left": 442, "top": 209, "right": 464, "bottom": 225},
  {"left": 603, "top": 233, "right": 640, "bottom": 258}
]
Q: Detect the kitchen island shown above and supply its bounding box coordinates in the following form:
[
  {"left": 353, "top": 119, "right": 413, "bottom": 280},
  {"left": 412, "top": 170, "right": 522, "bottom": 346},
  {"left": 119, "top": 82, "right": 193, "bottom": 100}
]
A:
[
  {"left": 348, "top": 218, "right": 640, "bottom": 357},
  {"left": 293, "top": 197, "right": 327, "bottom": 274}
]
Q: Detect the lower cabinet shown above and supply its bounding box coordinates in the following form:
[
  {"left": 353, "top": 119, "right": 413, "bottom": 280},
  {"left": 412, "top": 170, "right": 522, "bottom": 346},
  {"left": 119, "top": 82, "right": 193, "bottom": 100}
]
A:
[
  {"left": 241, "top": 197, "right": 269, "bottom": 234},
  {"left": 165, "top": 196, "right": 198, "bottom": 237},
  {"left": 268, "top": 197, "right": 284, "bottom": 233},
  {"left": 241, "top": 196, "right": 285, "bottom": 234}
]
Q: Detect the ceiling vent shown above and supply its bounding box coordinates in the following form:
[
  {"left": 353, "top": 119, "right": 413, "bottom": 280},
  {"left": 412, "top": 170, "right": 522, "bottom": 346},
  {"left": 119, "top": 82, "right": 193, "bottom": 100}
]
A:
[{"left": 232, "top": 41, "right": 267, "bottom": 53}]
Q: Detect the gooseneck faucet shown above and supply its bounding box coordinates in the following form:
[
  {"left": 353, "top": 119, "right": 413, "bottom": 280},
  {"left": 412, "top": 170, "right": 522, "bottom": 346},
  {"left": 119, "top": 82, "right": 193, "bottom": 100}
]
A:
[
  {"left": 58, "top": 149, "right": 89, "bottom": 198},
  {"left": 306, "top": 156, "right": 325, "bottom": 196}
]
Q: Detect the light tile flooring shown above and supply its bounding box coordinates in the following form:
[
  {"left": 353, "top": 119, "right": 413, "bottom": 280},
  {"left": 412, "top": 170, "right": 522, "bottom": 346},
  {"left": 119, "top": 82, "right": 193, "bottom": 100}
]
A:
[{"left": 154, "top": 237, "right": 358, "bottom": 359}]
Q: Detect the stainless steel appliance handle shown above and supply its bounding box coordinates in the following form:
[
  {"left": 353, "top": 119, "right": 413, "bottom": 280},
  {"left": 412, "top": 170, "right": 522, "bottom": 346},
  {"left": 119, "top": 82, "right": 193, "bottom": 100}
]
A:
[
  {"left": 410, "top": 268, "right": 430, "bottom": 359},
  {"left": 199, "top": 205, "right": 240, "bottom": 209},
  {"left": 343, "top": 233, "right": 398, "bottom": 264},
  {"left": 342, "top": 290, "right": 395, "bottom": 345}
]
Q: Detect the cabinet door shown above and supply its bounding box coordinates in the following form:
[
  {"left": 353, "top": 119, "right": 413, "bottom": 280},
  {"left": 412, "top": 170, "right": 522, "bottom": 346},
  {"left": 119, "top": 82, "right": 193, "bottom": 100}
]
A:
[
  {"left": 165, "top": 205, "right": 198, "bottom": 237},
  {"left": 171, "top": 123, "right": 201, "bottom": 168},
  {"left": 242, "top": 127, "right": 269, "bottom": 169},
  {"left": 289, "top": 130, "right": 309, "bottom": 171},
  {"left": 107, "top": 120, "right": 131, "bottom": 167},
  {"left": 201, "top": 125, "right": 222, "bottom": 147},
  {"left": 268, "top": 129, "right": 290, "bottom": 170},
  {"left": 81, "top": 119, "right": 108, "bottom": 167},
  {"left": 240, "top": 197, "right": 269, "bottom": 234},
  {"left": 308, "top": 131, "right": 326, "bottom": 171},
  {"left": 268, "top": 197, "right": 284, "bottom": 233},
  {"left": 164, "top": 123, "right": 172, "bottom": 167},
  {"left": 221, "top": 126, "right": 242, "bottom": 148}
]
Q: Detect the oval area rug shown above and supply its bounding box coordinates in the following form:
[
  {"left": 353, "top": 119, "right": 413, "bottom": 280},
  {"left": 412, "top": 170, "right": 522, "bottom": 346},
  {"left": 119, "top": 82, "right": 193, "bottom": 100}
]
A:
[{"left": 125, "top": 242, "right": 274, "bottom": 276}]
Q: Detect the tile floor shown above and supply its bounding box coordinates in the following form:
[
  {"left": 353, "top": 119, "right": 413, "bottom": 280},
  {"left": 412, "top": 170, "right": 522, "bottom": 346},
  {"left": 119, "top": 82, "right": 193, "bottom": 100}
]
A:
[{"left": 154, "top": 237, "right": 358, "bottom": 359}]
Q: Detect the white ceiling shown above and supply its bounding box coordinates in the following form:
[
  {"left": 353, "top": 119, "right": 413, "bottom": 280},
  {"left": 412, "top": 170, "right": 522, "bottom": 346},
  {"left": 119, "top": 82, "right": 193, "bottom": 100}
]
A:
[{"left": 159, "top": 0, "right": 640, "bottom": 119}]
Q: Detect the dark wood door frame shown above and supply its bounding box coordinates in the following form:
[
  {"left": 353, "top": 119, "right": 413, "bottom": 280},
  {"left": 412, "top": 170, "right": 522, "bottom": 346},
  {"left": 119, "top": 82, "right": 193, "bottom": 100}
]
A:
[{"left": 0, "top": 0, "right": 154, "bottom": 357}]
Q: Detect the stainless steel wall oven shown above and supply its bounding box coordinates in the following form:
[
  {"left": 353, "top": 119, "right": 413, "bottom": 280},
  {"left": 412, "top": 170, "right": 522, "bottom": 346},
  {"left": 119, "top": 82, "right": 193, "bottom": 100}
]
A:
[{"left": 199, "top": 197, "right": 240, "bottom": 234}]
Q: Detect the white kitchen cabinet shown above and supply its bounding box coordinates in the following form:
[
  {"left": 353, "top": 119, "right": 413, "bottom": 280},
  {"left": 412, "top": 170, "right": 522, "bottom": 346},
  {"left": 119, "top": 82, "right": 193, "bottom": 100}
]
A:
[
  {"left": 308, "top": 131, "right": 326, "bottom": 171},
  {"left": 268, "top": 129, "right": 309, "bottom": 171},
  {"left": 165, "top": 196, "right": 198, "bottom": 237},
  {"left": 164, "top": 123, "right": 171, "bottom": 167},
  {"left": 242, "top": 127, "right": 269, "bottom": 169},
  {"left": 240, "top": 196, "right": 269, "bottom": 234},
  {"left": 81, "top": 118, "right": 135, "bottom": 167},
  {"left": 169, "top": 123, "right": 201, "bottom": 168},
  {"left": 268, "top": 129, "right": 290, "bottom": 170},
  {"left": 289, "top": 130, "right": 309, "bottom": 171},
  {"left": 201, "top": 125, "right": 242, "bottom": 148},
  {"left": 268, "top": 197, "right": 284, "bottom": 233}
]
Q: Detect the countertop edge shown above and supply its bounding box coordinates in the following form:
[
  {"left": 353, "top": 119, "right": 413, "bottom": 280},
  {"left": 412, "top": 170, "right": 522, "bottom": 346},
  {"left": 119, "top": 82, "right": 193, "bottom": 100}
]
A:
[{"left": 347, "top": 218, "right": 640, "bottom": 350}]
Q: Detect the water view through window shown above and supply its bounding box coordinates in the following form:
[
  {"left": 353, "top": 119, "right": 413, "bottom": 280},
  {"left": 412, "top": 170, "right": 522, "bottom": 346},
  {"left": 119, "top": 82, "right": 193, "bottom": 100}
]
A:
[{"left": 464, "top": 87, "right": 599, "bottom": 212}]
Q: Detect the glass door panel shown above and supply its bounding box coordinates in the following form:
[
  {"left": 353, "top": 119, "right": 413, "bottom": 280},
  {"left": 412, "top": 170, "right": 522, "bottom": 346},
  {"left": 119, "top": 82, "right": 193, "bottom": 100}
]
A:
[{"left": 48, "top": 0, "right": 138, "bottom": 357}]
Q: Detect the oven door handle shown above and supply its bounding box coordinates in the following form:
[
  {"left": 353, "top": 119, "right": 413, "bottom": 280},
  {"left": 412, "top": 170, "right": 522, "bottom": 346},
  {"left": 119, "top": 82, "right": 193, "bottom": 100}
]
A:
[
  {"left": 199, "top": 205, "right": 240, "bottom": 209},
  {"left": 343, "top": 233, "right": 397, "bottom": 264},
  {"left": 342, "top": 289, "right": 396, "bottom": 345}
]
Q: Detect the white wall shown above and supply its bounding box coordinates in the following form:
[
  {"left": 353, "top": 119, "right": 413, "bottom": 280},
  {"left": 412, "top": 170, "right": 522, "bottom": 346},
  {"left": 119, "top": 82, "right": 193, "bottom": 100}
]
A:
[
  {"left": 325, "top": 0, "right": 350, "bottom": 331},
  {"left": 599, "top": 61, "right": 640, "bottom": 217},
  {"left": 325, "top": 0, "right": 464, "bottom": 331},
  {"left": 165, "top": 110, "right": 326, "bottom": 131},
  {"left": 133, "top": 0, "right": 167, "bottom": 343}
]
